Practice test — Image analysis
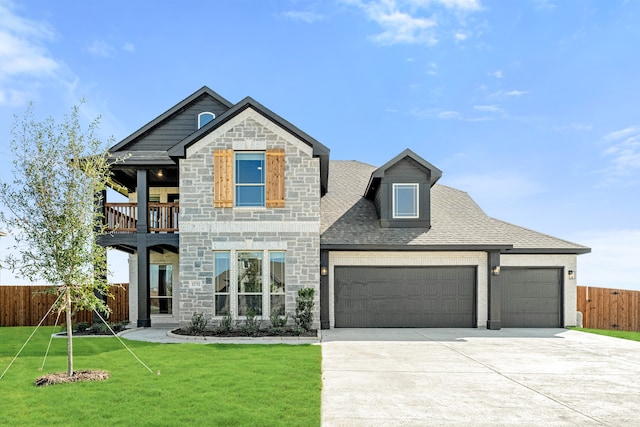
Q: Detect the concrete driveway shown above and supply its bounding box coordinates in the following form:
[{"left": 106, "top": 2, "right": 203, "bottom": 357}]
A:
[{"left": 321, "top": 328, "right": 640, "bottom": 426}]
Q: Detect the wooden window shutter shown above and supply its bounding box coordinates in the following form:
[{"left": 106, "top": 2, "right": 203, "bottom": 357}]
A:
[
  {"left": 213, "top": 149, "right": 233, "bottom": 207},
  {"left": 266, "top": 149, "right": 285, "bottom": 208}
]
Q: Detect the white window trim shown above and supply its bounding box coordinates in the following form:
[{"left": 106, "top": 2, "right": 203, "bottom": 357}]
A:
[
  {"left": 234, "top": 151, "right": 266, "bottom": 209},
  {"left": 198, "top": 111, "right": 215, "bottom": 128},
  {"left": 392, "top": 183, "right": 419, "bottom": 219},
  {"left": 213, "top": 249, "right": 286, "bottom": 319}
]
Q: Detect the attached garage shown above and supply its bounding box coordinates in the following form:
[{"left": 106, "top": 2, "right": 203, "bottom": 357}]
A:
[
  {"left": 500, "top": 268, "right": 562, "bottom": 328},
  {"left": 334, "top": 266, "right": 476, "bottom": 328}
]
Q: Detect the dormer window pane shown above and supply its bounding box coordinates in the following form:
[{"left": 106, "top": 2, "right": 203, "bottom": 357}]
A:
[
  {"left": 393, "top": 183, "right": 419, "bottom": 218},
  {"left": 198, "top": 112, "right": 215, "bottom": 128}
]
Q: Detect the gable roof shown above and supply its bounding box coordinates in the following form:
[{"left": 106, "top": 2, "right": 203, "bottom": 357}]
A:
[
  {"left": 110, "top": 86, "right": 233, "bottom": 152},
  {"left": 364, "top": 148, "right": 443, "bottom": 199},
  {"left": 321, "top": 160, "right": 590, "bottom": 254},
  {"left": 168, "top": 96, "right": 330, "bottom": 195}
]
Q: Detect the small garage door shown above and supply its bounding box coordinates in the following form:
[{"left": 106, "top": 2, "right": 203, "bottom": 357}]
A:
[
  {"left": 501, "top": 268, "right": 562, "bottom": 328},
  {"left": 334, "top": 266, "right": 476, "bottom": 328}
]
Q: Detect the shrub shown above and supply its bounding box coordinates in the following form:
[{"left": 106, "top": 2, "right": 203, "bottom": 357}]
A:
[
  {"left": 294, "top": 288, "right": 315, "bottom": 333},
  {"left": 269, "top": 310, "right": 289, "bottom": 335},
  {"left": 242, "top": 308, "right": 260, "bottom": 337},
  {"left": 90, "top": 322, "right": 111, "bottom": 335},
  {"left": 188, "top": 312, "right": 208, "bottom": 335},
  {"left": 218, "top": 310, "right": 233, "bottom": 334},
  {"left": 75, "top": 322, "right": 90, "bottom": 332}
]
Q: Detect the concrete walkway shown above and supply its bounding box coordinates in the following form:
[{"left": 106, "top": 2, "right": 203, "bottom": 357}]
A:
[
  {"left": 120, "top": 327, "right": 319, "bottom": 345},
  {"left": 321, "top": 328, "right": 640, "bottom": 426}
]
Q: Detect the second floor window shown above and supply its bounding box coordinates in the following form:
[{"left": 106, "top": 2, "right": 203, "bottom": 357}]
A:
[
  {"left": 235, "top": 152, "right": 265, "bottom": 207},
  {"left": 393, "top": 183, "right": 419, "bottom": 218}
]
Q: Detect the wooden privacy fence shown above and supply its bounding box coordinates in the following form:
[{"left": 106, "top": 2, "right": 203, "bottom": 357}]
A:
[
  {"left": 0, "top": 284, "right": 129, "bottom": 327},
  {"left": 577, "top": 286, "right": 640, "bottom": 331}
]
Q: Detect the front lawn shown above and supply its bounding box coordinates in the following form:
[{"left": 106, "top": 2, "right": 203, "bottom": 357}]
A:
[
  {"left": 0, "top": 327, "right": 321, "bottom": 426},
  {"left": 572, "top": 327, "right": 640, "bottom": 342}
]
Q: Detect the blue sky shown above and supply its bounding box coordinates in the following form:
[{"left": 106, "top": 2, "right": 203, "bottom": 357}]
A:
[{"left": 0, "top": 0, "right": 638, "bottom": 289}]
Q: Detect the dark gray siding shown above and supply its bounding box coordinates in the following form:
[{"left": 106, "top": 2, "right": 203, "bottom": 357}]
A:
[
  {"left": 500, "top": 268, "right": 562, "bottom": 327},
  {"left": 378, "top": 158, "right": 431, "bottom": 228},
  {"left": 128, "top": 96, "right": 229, "bottom": 151},
  {"left": 334, "top": 266, "right": 476, "bottom": 327}
]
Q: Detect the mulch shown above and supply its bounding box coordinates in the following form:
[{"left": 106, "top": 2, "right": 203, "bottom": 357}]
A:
[{"left": 35, "top": 370, "right": 110, "bottom": 387}]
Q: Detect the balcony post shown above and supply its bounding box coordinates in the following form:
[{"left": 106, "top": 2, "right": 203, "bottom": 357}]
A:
[{"left": 136, "top": 169, "right": 151, "bottom": 327}]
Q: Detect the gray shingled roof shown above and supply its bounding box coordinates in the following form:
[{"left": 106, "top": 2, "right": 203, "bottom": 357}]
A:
[{"left": 321, "top": 160, "right": 590, "bottom": 253}]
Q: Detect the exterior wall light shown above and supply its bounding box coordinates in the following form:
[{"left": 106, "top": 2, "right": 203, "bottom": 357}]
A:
[
  {"left": 492, "top": 266, "right": 501, "bottom": 276},
  {"left": 320, "top": 266, "right": 328, "bottom": 276},
  {"left": 568, "top": 270, "right": 575, "bottom": 280}
]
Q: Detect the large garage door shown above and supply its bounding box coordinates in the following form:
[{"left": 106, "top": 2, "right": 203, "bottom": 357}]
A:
[
  {"left": 334, "top": 266, "right": 476, "bottom": 328},
  {"left": 501, "top": 268, "right": 562, "bottom": 327}
]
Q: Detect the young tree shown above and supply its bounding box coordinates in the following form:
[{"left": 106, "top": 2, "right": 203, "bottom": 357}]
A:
[{"left": 0, "top": 104, "right": 113, "bottom": 377}]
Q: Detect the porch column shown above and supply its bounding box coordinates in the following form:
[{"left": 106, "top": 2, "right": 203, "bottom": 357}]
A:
[
  {"left": 487, "top": 251, "right": 502, "bottom": 330},
  {"left": 136, "top": 169, "right": 151, "bottom": 327}
]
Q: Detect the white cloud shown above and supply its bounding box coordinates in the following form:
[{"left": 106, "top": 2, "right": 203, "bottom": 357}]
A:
[
  {"left": 473, "top": 104, "right": 502, "bottom": 112},
  {"left": 122, "top": 42, "right": 135, "bottom": 52},
  {"left": 345, "top": 0, "right": 483, "bottom": 46},
  {"left": 282, "top": 10, "right": 324, "bottom": 23},
  {"left": 489, "top": 89, "right": 528, "bottom": 99},
  {"left": 0, "top": 1, "right": 63, "bottom": 106},
  {"left": 454, "top": 31, "right": 469, "bottom": 41},
  {"left": 601, "top": 126, "right": 640, "bottom": 175},
  {"left": 571, "top": 229, "right": 640, "bottom": 290},
  {"left": 88, "top": 40, "right": 116, "bottom": 57},
  {"left": 488, "top": 70, "right": 503, "bottom": 78}
]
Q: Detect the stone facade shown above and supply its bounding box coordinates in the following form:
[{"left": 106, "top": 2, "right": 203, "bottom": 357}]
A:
[{"left": 177, "top": 108, "right": 321, "bottom": 327}]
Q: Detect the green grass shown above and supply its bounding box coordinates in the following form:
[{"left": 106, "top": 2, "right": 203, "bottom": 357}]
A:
[
  {"left": 571, "top": 327, "right": 640, "bottom": 342},
  {"left": 0, "top": 326, "right": 321, "bottom": 426}
]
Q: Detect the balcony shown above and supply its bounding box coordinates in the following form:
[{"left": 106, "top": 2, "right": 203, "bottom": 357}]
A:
[{"left": 105, "top": 202, "right": 179, "bottom": 233}]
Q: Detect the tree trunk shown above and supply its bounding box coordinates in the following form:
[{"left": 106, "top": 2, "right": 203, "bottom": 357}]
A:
[{"left": 65, "top": 287, "right": 74, "bottom": 377}]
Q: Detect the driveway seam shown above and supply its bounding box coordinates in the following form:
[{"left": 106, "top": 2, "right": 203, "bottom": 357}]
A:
[{"left": 429, "top": 338, "right": 607, "bottom": 426}]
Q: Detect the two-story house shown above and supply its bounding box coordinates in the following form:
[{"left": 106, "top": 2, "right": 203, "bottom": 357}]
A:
[{"left": 99, "top": 86, "right": 590, "bottom": 330}]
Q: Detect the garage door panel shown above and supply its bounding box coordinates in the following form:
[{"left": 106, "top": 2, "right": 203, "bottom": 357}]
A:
[
  {"left": 501, "top": 268, "right": 562, "bottom": 328},
  {"left": 334, "top": 266, "right": 476, "bottom": 328}
]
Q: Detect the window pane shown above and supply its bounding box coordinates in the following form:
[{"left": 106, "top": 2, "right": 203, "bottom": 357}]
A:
[
  {"left": 214, "top": 252, "right": 230, "bottom": 292},
  {"left": 238, "top": 295, "right": 263, "bottom": 316},
  {"left": 238, "top": 252, "right": 262, "bottom": 293},
  {"left": 150, "top": 264, "right": 172, "bottom": 314},
  {"left": 270, "top": 295, "right": 285, "bottom": 316},
  {"left": 215, "top": 295, "right": 229, "bottom": 315},
  {"left": 236, "top": 154, "right": 265, "bottom": 184},
  {"left": 235, "top": 185, "right": 265, "bottom": 207},
  {"left": 199, "top": 112, "right": 214, "bottom": 128},
  {"left": 394, "top": 184, "right": 418, "bottom": 217},
  {"left": 270, "top": 252, "right": 285, "bottom": 294}
]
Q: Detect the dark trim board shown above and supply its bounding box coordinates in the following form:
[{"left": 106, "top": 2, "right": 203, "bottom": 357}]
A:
[{"left": 334, "top": 265, "right": 477, "bottom": 328}]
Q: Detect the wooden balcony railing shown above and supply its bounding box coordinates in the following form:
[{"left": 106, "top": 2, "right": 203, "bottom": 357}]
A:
[
  {"left": 148, "top": 202, "right": 179, "bottom": 232},
  {"left": 104, "top": 202, "right": 179, "bottom": 233},
  {"left": 105, "top": 203, "right": 137, "bottom": 233}
]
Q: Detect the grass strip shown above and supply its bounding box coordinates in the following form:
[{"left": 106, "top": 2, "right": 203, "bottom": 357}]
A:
[{"left": 571, "top": 327, "right": 640, "bottom": 342}]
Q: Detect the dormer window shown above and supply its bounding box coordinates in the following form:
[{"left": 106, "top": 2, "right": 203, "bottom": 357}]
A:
[
  {"left": 393, "top": 183, "right": 419, "bottom": 218},
  {"left": 198, "top": 112, "right": 215, "bottom": 128}
]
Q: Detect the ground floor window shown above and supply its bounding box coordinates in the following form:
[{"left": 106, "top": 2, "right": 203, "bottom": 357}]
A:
[
  {"left": 214, "top": 250, "right": 285, "bottom": 317},
  {"left": 150, "top": 264, "right": 172, "bottom": 314}
]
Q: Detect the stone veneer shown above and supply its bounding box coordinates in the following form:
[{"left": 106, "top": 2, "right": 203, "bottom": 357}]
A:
[{"left": 177, "top": 108, "right": 321, "bottom": 328}]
